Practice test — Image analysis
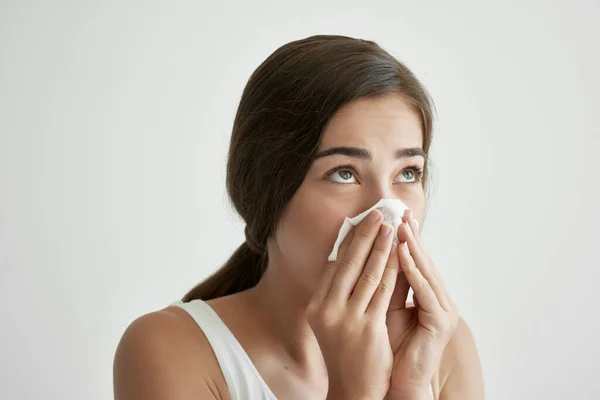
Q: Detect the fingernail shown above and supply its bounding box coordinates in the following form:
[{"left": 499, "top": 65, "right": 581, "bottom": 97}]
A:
[
  {"left": 368, "top": 209, "right": 381, "bottom": 223},
  {"left": 415, "top": 219, "right": 419, "bottom": 230},
  {"left": 390, "top": 242, "right": 398, "bottom": 255},
  {"left": 380, "top": 223, "right": 392, "bottom": 237}
]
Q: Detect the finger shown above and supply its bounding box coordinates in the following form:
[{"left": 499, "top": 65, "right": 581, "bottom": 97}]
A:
[
  {"left": 312, "top": 228, "right": 356, "bottom": 303},
  {"left": 328, "top": 209, "right": 383, "bottom": 303},
  {"left": 401, "top": 210, "right": 440, "bottom": 283},
  {"left": 336, "top": 228, "right": 356, "bottom": 262},
  {"left": 400, "top": 210, "right": 450, "bottom": 305},
  {"left": 402, "top": 215, "right": 453, "bottom": 311},
  {"left": 406, "top": 211, "right": 447, "bottom": 288},
  {"left": 406, "top": 210, "right": 443, "bottom": 283},
  {"left": 367, "top": 242, "right": 401, "bottom": 316},
  {"left": 403, "top": 209, "right": 425, "bottom": 247},
  {"left": 388, "top": 229, "right": 410, "bottom": 311},
  {"left": 397, "top": 242, "right": 438, "bottom": 313},
  {"left": 350, "top": 222, "right": 394, "bottom": 312}
]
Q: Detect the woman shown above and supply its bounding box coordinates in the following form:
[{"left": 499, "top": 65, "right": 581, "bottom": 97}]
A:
[{"left": 114, "top": 35, "right": 484, "bottom": 399}]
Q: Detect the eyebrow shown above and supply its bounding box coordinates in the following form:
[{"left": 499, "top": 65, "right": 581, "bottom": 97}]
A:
[{"left": 315, "top": 146, "right": 426, "bottom": 160}]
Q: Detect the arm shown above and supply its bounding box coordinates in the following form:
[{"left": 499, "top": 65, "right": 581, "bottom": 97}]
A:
[
  {"left": 113, "top": 310, "right": 221, "bottom": 400},
  {"left": 438, "top": 317, "right": 484, "bottom": 400}
]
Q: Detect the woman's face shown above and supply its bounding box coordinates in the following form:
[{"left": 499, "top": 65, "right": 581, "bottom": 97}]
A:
[{"left": 269, "top": 94, "right": 426, "bottom": 294}]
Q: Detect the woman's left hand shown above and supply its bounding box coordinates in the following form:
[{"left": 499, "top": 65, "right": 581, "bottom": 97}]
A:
[{"left": 384, "top": 209, "right": 459, "bottom": 399}]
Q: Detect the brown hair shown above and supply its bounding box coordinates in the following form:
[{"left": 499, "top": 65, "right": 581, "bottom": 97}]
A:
[{"left": 183, "top": 35, "right": 434, "bottom": 302}]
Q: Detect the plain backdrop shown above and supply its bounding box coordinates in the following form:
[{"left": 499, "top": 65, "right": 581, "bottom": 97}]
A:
[{"left": 1, "top": 1, "right": 599, "bottom": 399}]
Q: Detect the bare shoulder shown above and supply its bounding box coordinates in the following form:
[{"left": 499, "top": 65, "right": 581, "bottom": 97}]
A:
[
  {"left": 438, "top": 317, "right": 485, "bottom": 399},
  {"left": 113, "top": 306, "right": 228, "bottom": 400}
]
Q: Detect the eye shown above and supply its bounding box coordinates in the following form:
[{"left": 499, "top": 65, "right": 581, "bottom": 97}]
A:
[
  {"left": 328, "top": 168, "right": 357, "bottom": 184},
  {"left": 395, "top": 166, "right": 423, "bottom": 183}
]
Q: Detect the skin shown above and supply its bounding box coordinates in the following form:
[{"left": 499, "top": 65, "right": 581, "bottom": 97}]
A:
[{"left": 114, "top": 94, "right": 485, "bottom": 399}]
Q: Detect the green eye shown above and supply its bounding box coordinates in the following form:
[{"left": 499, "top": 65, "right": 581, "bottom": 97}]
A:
[
  {"left": 328, "top": 168, "right": 357, "bottom": 184},
  {"left": 396, "top": 166, "right": 423, "bottom": 183},
  {"left": 338, "top": 170, "right": 353, "bottom": 180}
]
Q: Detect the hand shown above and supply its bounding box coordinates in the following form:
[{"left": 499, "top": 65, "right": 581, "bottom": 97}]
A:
[
  {"left": 385, "top": 210, "right": 459, "bottom": 398},
  {"left": 306, "top": 209, "right": 400, "bottom": 399}
]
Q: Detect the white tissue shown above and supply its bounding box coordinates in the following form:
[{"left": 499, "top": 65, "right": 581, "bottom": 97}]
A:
[{"left": 327, "top": 198, "right": 410, "bottom": 262}]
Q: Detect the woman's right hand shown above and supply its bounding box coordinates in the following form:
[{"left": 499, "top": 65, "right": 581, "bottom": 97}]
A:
[{"left": 305, "top": 209, "right": 400, "bottom": 400}]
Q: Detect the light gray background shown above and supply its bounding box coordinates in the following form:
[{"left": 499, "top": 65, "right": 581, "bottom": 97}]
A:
[{"left": 1, "top": 1, "right": 599, "bottom": 399}]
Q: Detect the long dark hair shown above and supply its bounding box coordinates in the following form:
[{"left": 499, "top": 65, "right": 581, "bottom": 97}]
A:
[{"left": 183, "top": 35, "right": 434, "bottom": 302}]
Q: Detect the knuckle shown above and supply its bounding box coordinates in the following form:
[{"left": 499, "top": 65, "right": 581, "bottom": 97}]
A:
[
  {"left": 417, "top": 278, "right": 428, "bottom": 292},
  {"left": 305, "top": 301, "right": 321, "bottom": 321},
  {"left": 375, "top": 279, "right": 393, "bottom": 297},
  {"left": 319, "top": 304, "right": 340, "bottom": 327},
  {"left": 358, "top": 271, "right": 380, "bottom": 287},
  {"left": 428, "top": 314, "right": 446, "bottom": 334},
  {"left": 337, "top": 259, "right": 354, "bottom": 272},
  {"left": 437, "top": 312, "right": 459, "bottom": 334},
  {"left": 445, "top": 318, "right": 458, "bottom": 334},
  {"left": 323, "top": 262, "right": 337, "bottom": 274},
  {"left": 306, "top": 302, "right": 340, "bottom": 330},
  {"left": 437, "top": 317, "right": 450, "bottom": 332},
  {"left": 371, "top": 244, "right": 389, "bottom": 258},
  {"left": 305, "top": 301, "right": 317, "bottom": 317}
]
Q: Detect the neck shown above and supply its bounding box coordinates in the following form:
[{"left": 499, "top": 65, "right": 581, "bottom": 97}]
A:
[{"left": 244, "top": 252, "right": 326, "bottom": 378}]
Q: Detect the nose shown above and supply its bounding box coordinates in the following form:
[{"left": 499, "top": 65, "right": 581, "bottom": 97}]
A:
[{"left": 364, "top": 182, "right": 399, "bottom": 209}]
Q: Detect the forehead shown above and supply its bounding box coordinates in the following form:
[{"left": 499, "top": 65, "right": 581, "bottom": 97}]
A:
[{"left": 319, "top": 94, "right": 423, "bottom": 149}]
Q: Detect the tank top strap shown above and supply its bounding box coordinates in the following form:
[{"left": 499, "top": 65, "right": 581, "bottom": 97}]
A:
[{"left": 173, "top": 299, "right": 277, "bottom": 400}]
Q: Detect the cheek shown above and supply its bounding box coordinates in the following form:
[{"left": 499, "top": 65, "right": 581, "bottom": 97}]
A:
[
  {"left": 276, "top": 195, "right": 342, "bottom": 264},
  {"left": 273, "top": 184, "right": 354, "bottom": 286},
  {"left": 400, "top": 186, "right": 426, "bottom": 223}
]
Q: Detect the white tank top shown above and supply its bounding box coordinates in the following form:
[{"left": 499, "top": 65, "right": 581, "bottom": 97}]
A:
[{"left": 173, "top": 299, "right": 434, "bottom": 399}]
